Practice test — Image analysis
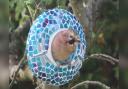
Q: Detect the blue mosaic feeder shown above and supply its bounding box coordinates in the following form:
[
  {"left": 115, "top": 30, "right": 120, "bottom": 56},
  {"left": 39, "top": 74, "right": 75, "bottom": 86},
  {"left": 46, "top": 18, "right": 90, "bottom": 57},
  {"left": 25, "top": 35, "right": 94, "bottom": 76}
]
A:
[{"left": 26, "top": 8, "right": 86, "bottom": 86}]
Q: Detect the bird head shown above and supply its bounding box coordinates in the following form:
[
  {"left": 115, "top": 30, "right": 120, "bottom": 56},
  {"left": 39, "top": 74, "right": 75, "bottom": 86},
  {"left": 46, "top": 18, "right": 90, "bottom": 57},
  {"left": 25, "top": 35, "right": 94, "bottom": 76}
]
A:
[
  {"left": 65, "top": 30, "right": 80, "bottom": 45},
  {"left": 51, "top": 29, "right": 80, "bottom": 62}
]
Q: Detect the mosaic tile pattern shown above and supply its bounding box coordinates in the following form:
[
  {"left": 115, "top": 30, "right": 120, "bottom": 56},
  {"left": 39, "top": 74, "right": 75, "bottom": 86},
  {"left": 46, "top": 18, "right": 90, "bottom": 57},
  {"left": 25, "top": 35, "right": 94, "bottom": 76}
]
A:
[{"left": 26, "top": 8, "right": 86, "bottom": 86}]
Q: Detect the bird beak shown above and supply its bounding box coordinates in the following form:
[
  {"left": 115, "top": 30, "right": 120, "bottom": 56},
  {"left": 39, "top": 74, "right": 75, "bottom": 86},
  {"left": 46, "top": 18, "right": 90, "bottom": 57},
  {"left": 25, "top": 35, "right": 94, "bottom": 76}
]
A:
[{"left": 75, "top": 37, "right": 80, "bottom": 42}]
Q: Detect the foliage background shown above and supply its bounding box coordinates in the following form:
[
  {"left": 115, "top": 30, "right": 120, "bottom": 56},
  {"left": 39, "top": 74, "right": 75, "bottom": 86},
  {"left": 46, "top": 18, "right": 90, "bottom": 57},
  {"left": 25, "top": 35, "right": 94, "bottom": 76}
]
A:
[{"left": 3, "top": 0, "right": 126, "bottom": 89}]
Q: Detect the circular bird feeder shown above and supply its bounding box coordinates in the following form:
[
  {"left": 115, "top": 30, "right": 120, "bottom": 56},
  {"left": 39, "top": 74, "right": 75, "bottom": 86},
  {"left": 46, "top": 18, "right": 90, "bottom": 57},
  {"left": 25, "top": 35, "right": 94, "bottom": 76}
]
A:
[{"left": 26, "top": 8, "right": 86, "bottom": 86}]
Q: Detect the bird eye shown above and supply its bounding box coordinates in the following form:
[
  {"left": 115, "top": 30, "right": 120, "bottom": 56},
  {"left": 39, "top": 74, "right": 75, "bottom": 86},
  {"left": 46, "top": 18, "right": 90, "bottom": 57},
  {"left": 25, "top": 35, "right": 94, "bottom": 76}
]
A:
[
  {"left": 67, "top": 35, "right": 75, "bottom": 44},
  {"left": 69, "top": 35, "right": 73, "bottom": 38},
  {"left": 68, "top": 38, "right": 75, "bottom": 44}
]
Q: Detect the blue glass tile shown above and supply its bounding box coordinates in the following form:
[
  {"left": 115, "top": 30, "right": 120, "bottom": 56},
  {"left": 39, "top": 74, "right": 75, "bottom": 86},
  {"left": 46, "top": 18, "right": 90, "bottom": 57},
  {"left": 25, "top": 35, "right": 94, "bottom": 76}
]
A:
[
  {"left": 63, "top": 72, "right": 66, "bottom": 76},
  {"left": 51, "top": 80, "right": 55, "bottom": 84},
  {"left": 54, "top": 67, "right": 58, "bottom": 71},
  {"left": 43, "top": 15, "right": 46, "bottom": 18},
  {"left": 63, "top": 67, "right": 67, "bottom": 71},
  {"left": 45, "top": 39, "right": 49, "bottom": 45},
  {"left": 42, "top": 78, "right": 46, "bottom": 81},
  {"left": 73, "top": 16, "right": 77, "bottom": 20},
  {"left": 47, "top": 74, "right": 51, "bottom": 78},
  {"left": 42, "top": 33, "right": 45, "bottom": 38},
  {"left": 72, "top": 66, "right": 75, "bottom": 69},
  {"left": 29, "top": 62, "right": 33, "bottom": 68},
  {"left": 63, "top": 77, "right": 66, "bottom": 80},
  {"left": 51, "top": 76, "right": 54, "bottom": 79},
  {"left": 70, "top": 70, "right": 73, "bottom": 74},
  {"left": 39, "top": 18, "right": 43, "bottom": 23},
  {"left": 49, "top": 15, "right": 53, "bottom": 19},
  {"left": 45, "top": 45, "right": 48, "bottom": 50},
  {"left": 46, "top": 68, "right": 50, "bottom": 73},
  {"left": 53, "top": 20, "right": 57, "bottom": 24},
  {"left": 36, "top": 57, "right": 40, "bottom": 61},
  {"left": 34, "top": 68, "right": 38, "bottom": 73},
  {"left": 39, "top": 72, "right": 42, "bottom": 76},
  {"left": 64, "top": 16, "right": 67, "bottom": 20},
  {"left": 38, "top": 76, "right": 42, "bottom": 79},
  {"left": 50, "top": 10, "right": 54, "bottom": 14},
  {"left": 33, "top": 63, "right": 37, "bottom": 67},
  {"left": 34, "top": 50, "right": 38, "bottom": 54},
  {"left": 50, "top": 64, "right": 54, "bottom": 69},
  {"left": 59, "top": 73, "right": 62, "bottom": 77},
  {"left": 55, "top": 83, "right": 59, "bottom": 85},
  {"left": 62, "top": 19, "right": 65, "bottom": 23},
  {"left": 59, "top": 68, "right": 63, "bottom": 72},
  {"left": 70, "top": 21, "right": 73, "bottom": 25},
  {"left": 68, "top": 66, "right": 71, "bottom": 69},
  {"left": 29, "top": 52, "right": 33, "bottom": 56},
  {"left": 45, "top": 34, "right": 49, "bottom": 39},
  {"left": 42, "top": 22, "right": 47, "bottom": 27},
  {"left": 67, "top": 71, "right": 70, "bottom": 76},
  {"left": 64, "top": 24, "right": 68, "bottom": 28},
  {"left": 46, "top": 63, "right": 50, "bottom": 67},
  {"left": 36, "top": 30, "right": 40, "bottom": 34},
  {"left": 42, "top": 73, "right": 46, "bottom": 77},
  {"left": 53, "top": 12, "right": 57, "bottom": 16},
  {"left": 37, "top": 61, "right": 42, "bottom": 66},
  {"left": 29, "top": 46, "right": 33, "bottom": 51},
  {"left": 55, "top": 9, "right": 58, "bottom": 12},
  {"left": 59, "top": 15, "right": 63, "bottom": 19},
  {"left": 48, "top": 30, "right": 52, "bottom": 34},
  {"left": 51, "top": 70, "right": 54, "bottom": 74},
  {"left": 49, "top": 20, "right": 52, "bottom": 24},
  {"left": 42, "top": 67, "right": 45, "bottom": 72},
  {"left": 46, "top": 79, "right": 50, "bottom": 82},
  {"left": 55, "top": 77, "right": 60, "bottom": 82},
  {"left": 76, "top": 22, "right": 79, "bottom": 27},
  {"left": 37, "top": 24, "right": 41, "bottom": 28},
  {"left": 44, "top": 18, "right": 48, "bottom": 23},
  {"left": 31, "top": 36, "right": 35, "bottom": 40},
  {"left": 38, "top": 67, "right": 42, "bottom": 71},
  {"left": 67, "top": 76, "right": 72, "bottom": 80},
  {"left": 74, "top": 26, "right": 77, "bottom": 30},
  {"left": 54, "top": 73, "right": 58, "bottom": 77},
  {"left": 32, "top": 41, "right": 36, "bottom": 45},
  {"left": 60, "top": 24, "right": 63, "bottom": 28},
  {"left": 38, "top": 38, "right": 42, "bottom": 43}
]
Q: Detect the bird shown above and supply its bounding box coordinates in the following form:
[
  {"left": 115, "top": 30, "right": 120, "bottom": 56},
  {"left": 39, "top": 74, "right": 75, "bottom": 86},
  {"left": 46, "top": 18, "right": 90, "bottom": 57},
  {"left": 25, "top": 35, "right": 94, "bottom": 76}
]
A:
[
  {"left": 26, "top": 8, "right": 86, "bottom": 86},
  {"left": 51, "top": 29, "right": 80, "bottom": 62}
]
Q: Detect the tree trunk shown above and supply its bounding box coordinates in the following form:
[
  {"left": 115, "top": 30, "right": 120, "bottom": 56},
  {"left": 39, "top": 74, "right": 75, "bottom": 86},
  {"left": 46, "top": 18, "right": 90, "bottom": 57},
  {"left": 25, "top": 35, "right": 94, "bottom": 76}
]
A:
[
  {"left": 69, "top": 0, "right": 95, "bottom": 45},
  {"left": 69, "top": 0, "right": 113, "bottom": 52}
]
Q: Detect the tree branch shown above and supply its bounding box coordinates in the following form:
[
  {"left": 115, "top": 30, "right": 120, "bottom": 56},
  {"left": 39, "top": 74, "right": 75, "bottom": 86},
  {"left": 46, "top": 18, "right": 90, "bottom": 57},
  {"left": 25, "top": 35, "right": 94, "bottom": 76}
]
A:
[
  {"left": 71, "top": 80, "right": 110, "bottom": 89},
  {"left": 9, "top": 53, "right": 27, "bottom": 88},
  {"left": 86, "top": 53, "right": 119, "bottom": 65}
]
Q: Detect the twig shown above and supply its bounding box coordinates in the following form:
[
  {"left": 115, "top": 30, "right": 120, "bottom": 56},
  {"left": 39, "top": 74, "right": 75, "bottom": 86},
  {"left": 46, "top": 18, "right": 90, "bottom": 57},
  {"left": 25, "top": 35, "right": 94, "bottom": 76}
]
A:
[
  {"left": 33, "top": 0, "right": 42, "bottom": 20},
  {"left": 71, "top": 80, "right": 110, "bottom": 89},
  {"left": 26, "top": 4, "right": 33, "bottom": 22},
  {"left": 86, "top": 53, "right": 119, "bottom": 65},
  {"left": 9, "top": 53, "right": 27, "bottom": 88}
]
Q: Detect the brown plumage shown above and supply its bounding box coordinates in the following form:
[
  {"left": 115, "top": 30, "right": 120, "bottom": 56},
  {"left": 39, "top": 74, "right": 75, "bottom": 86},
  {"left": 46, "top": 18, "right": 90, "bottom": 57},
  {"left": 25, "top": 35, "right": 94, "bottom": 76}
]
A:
[{"left": 51, "top": 29, "right": 80, "bottom": 61}]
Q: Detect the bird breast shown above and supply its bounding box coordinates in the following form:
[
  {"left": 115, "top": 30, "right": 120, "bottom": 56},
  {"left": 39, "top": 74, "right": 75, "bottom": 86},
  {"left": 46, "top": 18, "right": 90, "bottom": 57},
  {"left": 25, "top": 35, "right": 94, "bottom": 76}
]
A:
[{"left": 51, "top": 31, "right": 76, "bottom": 62}]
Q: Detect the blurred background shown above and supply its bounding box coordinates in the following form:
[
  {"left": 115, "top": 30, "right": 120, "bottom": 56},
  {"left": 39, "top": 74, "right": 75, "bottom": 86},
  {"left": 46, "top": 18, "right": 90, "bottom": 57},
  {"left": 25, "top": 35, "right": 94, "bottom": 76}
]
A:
[
  {"left": 0, "top": 0, "right": 8, "bottom": 89},
  {"left": 0, "top": 0, "right": 127, "bottom": 89}
]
